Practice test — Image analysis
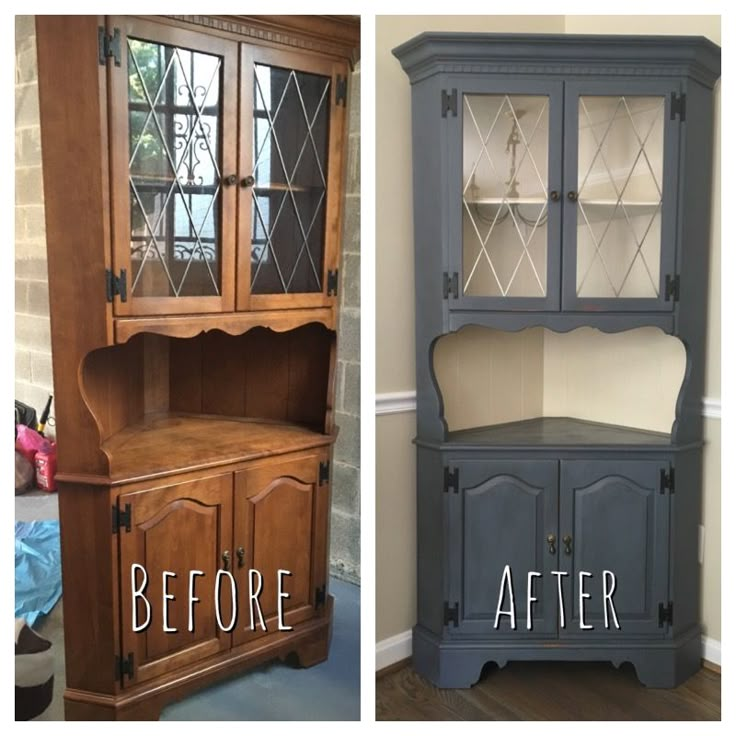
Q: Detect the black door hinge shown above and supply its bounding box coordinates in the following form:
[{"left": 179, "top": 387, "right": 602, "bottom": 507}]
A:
[
  {"left": 319, "top": 461, "right": 330, "bottom": 486},
  {"left": 664, "top": 274, "right": 680, "bottom": 302},
  {"left": 444, "top": 466, "right": 459, "bottom": 494},
  {"left": 660, "top": 465, "right": 675, "bottom": 494},
  {"left": 98, "top": 27, "right": 121, "bottom": 67},
  {"left": 326, "top": 269, "right": 339, "bottom": 297},
  {"left": 670, "top": 92, "right": 686, "bottom": 122},
  {"left": 106, "top": 268, "right": 128, "bottom": 303},
  {"left": 444, "top": 601, "right": 459, "bottom": 627},
  {"left": 441, "top": 89, "right": 457, "bottom": 118},
  {"left": 315, "top": 585, "right": 327, "bottom": 607},
  {"left": 116, "top": 652, "right": 134, "bottom": 683},
  {"left": 443, "top": 272, "right": 458, "bottom": 299},
  {"left": 658, "top": 601, "right": 673, "bottom": 627},
  {"left": 112, "top": 503, "right": 131, "bottom": 534},
  {"left": 335, "top": 75, "right": 348, "bottom": 106}
]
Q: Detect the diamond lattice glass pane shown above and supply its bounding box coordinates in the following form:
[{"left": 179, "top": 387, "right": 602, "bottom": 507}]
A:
[
  {"left": 462, "top": 95, "right": 549, "bottom": 297},
  {"left": 251, "top": 64, "right": 330, "bottom": 294},
  {"left": 127, "top": 38, "right": 222, "bottom": 298},
  {"left": 576, "top": 96, "right": 664, "bottom": 298}
]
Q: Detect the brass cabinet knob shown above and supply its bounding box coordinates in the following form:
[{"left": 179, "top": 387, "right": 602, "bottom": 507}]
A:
[
  {"left": 563, "top": 534, "right": 573, "bottom": 555},
  {"left": 223, "top": 174, "right": 237, "bottom": 186},
  {"left": 222, "top": 550, "right": 231, "bottom": 570},
  {"left": 547, "top": 533, "right": 556, "bottom": 555},
  {"left": 236, "top": 546, "right": 245, "bottom": 568},
  {"left": 240, "top": 175, "right": 256, "bottom": 188},
  {"left": 567, "top": 190, "right": 578, "bottom": 202},
  {"left": 550, "top": 190, "right": 560, "bottom": 202}
]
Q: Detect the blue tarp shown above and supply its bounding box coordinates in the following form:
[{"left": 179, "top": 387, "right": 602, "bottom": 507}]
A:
[{"left": 15, "top": 520, "right": 62, "bottom": 626}]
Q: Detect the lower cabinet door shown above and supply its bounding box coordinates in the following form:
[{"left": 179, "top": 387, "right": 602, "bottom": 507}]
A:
[
  {"left": 559, "top": 460, "right": 670, "bottom": 637},
  {"left": 232, "top": 451, "right": 329, "bottom": 647},
  {"left": 449, "top": 459, "right": 558, "bottom": 637},
  {"left": 118, "top": 473, "right": 233, "bottom": 686}
]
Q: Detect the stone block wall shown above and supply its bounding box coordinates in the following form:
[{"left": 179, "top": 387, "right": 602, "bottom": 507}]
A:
[
  {"left": 330, "top": 62, "right": 361, "bottom": 583},
  {"left": 15, "top": 15, "right": 54, "bottom": 425}
]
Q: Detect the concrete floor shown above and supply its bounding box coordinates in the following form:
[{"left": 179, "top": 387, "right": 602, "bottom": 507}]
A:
[{"left": 16, "top": 490, "right": 360, "bottom": 721}]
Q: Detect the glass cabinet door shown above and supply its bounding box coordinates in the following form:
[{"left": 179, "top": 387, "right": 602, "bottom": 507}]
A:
[
  {"left": 238, "top": 47, "right": 345, "bottom": 310},
  {"left": 450, "top": 81, "right": 563, "bottom": 310},
  {"left": 562, "top": 82, "right": 681, "bottom": 311},
  {"left": 109, "top": 17, "right": 238, "bottom": 315}
]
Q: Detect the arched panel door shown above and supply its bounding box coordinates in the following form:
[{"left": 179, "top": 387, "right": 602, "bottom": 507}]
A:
[
  {"left": 448, "top": 459, "right": 558, "bottom": 637},
  {"left": 118, "top": 473, "right": 233, "bottom": 687},
  {"left": 559, "top": 460, "right": 670, "bottom": 637},
  {"left": 233, "top": 451, "right": 330, "bottom": 647}
]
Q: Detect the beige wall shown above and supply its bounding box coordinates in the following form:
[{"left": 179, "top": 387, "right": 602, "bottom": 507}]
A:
[{"left": 376, "top": 16, "right": 721, "bottom": 645}]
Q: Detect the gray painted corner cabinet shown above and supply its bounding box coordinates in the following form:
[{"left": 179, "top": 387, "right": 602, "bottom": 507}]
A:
[{"left": 393, "top": 33, "right": 720, "bottom": 688}]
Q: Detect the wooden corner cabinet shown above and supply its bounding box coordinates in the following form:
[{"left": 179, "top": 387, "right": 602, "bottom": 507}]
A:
[
  {"left": 394, "top": 33, "right": 719, "bottom": 689},
  {"left": 36, "top": 15, "right": 358, "bottom": 720}
]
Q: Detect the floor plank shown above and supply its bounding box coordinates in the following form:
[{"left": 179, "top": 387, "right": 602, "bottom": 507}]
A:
[{"left": 376, "top": 661, "right": 721, "bottom": 721}]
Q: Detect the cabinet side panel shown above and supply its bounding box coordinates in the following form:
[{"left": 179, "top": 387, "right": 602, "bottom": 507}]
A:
[
  {"left": 36, "top": 16, "right": 111, "bottom": 475},
  {"left": 81, "top": 337, "right": 145, "bottom": 441},
  {"left": 416, "top": 447, "right": 445, "bottom": 635},
  {"left": 671, "top": 448, "right": 702, "bottom": 637},
  {"left": 412, "top": 78, "right": 449, "bottom": 442},
  {"left": 673, "top": 80, "right": 716, "bottom": 444},
  {"left": 58, "top": 483, "right": 119, "bottom": 694}
]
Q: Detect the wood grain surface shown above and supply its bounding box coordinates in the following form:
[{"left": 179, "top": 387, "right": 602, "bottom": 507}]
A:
[{"left": 376, "top": 662, "right": 720, "bottom": 721}]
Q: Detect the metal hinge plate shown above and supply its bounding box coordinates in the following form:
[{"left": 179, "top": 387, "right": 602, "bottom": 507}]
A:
[
  {"left": 664, "top": 274, "right": 680, "bottom": 302},
  {"left": 441, "top": 89, "right": 457, "bottom": 118},
  {"left": 658, "top": 601, "right": 673, "bottom": 627},
  {"left": 444, "top": 601, "right": 459, "bottom": 627},
  {"left": 315, "top": 585, "right": 327, "bottom": 607},
  {"left": 112, "top": 503, "right": 131, "bottom": 534},
  {"left": 106, "top": 268, "right": 128, "bottom": 303},
  {"left": 444, "top": 466, "right": 459, "bottom": 494},
  {"left": 660, "top": 466, "right": 675, "bottom": 494},
  {"left": 116, "top": 652, "right": 134, "bottom": 683},
  {"left": 335, "top": 75, "right": 347, "bottom": 107},
  {"left": 443, "top": 272, "right": 458, "bottom": 299},
  {"left": 670, "top": 92, "right": 686, "bottom": 122},
  {"left": 98, "top": 27, "right": 121, "bottom": 67},
  {"left": 319, "top": 461, "right": 330, "bottom": 486},
  {"left": 326, "top": 269, "right": 339, "bottom": 297}
]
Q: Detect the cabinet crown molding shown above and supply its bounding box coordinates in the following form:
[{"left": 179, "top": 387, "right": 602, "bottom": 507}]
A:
[
  {"left": 392, "top": 32, "right": 721, "bottom": 88},
  {"left": 168, "top": 14, "right": 360, "bottom": 65}
]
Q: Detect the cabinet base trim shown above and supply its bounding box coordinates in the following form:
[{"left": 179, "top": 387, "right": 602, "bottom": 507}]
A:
[
  {"left": 63, "top": 597, "right": 333, "bottom": 720},
  {"left": 411, "top": 624, "right": 703, "bottom": 689}
]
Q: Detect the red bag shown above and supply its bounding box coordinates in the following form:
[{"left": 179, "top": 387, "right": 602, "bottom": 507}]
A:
[{"left": 15, "top": 425, "right": 47, "bottom": 464}]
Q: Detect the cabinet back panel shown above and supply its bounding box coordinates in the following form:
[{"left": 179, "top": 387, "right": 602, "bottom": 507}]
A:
[
  {"left": 169, "top": 336, "right": 204, "bottom": 414},
  {"left": 82, "top": 324, "right": 332, "bottom": 441},
  {"left": 434, "top": 326, "right": 684, "bottom": 434},
  {"left": 242, "top": 327, "right": 290, "bottom": 420}
]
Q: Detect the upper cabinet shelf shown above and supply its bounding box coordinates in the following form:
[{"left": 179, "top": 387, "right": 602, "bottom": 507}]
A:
[
  {"left": 106, "top": 15, "right": 354, "bottom": 318},
  {"left": 393, "top": 33, "right": 720, "bottom": 319}
]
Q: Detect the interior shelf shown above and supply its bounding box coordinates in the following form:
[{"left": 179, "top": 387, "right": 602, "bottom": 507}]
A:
[
  {"left": 102, "top": 412, "right": 333, "bottom": 483},
  {"left": 254, "top": 183, "right": 320, "bottom": 193},
  {"left": 444, "top": 416, "right": 672, "bottom": 448},
  {"left": 464, "top": 197, "right": 660, "bottom": 207},
  {"left": 464, "top": 196, "right": 547, "bottom": 205}
]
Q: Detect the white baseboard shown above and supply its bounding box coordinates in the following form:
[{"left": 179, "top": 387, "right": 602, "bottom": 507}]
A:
[
  {"left": 376, "top": 629, "right": 412, "bottom": 672},
  {"left": 702, "top": 635, "right": 721, "bottom": 667},
  {"left": 375, "top": 630, "right": 721, "bottom": 671}
]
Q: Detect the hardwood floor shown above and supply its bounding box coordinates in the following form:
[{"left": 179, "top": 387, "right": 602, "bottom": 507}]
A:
[{"left": 376, "top": 661, "right": 721, "bottom": 720}]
